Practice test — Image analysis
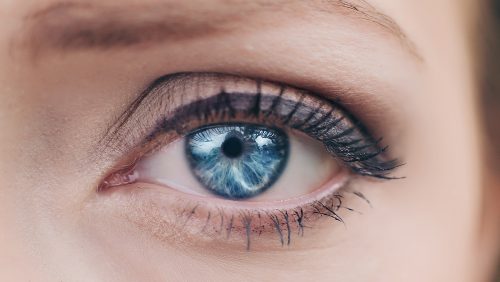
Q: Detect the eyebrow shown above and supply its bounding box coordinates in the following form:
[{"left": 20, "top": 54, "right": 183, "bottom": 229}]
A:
[{"left": 19, "top": 0, "right": 420, "bottom": 59}]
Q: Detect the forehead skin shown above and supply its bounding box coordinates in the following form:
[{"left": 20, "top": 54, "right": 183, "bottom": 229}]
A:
[{"left": 0, "top": 0, "right": 493, "bottom": 282}]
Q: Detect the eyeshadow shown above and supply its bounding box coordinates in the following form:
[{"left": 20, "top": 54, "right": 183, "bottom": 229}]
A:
[{"left": 143, "top": 89, "right": 400, "bottom": 179}]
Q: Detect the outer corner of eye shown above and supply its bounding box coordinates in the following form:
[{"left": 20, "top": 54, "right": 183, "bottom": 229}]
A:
[{"left": 100, "top": 122, "right": 347, "bottom": 203}]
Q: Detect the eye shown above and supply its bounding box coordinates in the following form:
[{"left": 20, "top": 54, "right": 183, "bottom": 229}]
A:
[
  {"left": 133, "top": 123, "right": 341, "bottom": 201},
  {"left": 185, "top": 124, "right": 290, "bottom": 199},
  {"left": 99, "top": 73, "right": 400, "bottom": 249}
]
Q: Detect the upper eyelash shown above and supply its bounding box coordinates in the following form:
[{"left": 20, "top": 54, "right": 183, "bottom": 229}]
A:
[{"left": 142, "top": 85, "right": 402, "bottom": 179}]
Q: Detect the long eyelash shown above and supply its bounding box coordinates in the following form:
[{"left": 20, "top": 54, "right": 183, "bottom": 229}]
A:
[
  {"left": 241, "top": 213, "right": 253, "bottom": 251},
  {"left": 249, "top": 80, "right": 262, "bottom": 116},
  {"left": 269, "top": 213, "right": 284, "bottom": 246},
  {"left": 293, "top": 209, "right": 305, "bottom": 237},
  {"left": 282, "top": 211, "right": 292, "bottom": 246},
  {"left": 226, "top": 215, "right": 234, "bottom": 240},
  {"left": 264, "top": 85, "right": 285, "bottom": 118},
  {"left": 146, "top": 86, "right": 402, "bottom": 179},
  {"left": 177, "top": 188, "right": 370, "bottom": 250}
]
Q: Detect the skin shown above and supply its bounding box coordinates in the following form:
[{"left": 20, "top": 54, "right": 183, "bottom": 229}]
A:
[{"left": 0, "top": 0, "right": 498, "bottom": 281}]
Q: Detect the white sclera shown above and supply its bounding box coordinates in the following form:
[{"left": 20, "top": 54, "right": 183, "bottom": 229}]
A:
[{"left": 134, "top": 132, "right": 341, "bottom": 201}]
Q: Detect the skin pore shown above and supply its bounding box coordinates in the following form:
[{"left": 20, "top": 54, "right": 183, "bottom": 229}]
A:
[{"left": 0, "top": 0, "right": 498, "bottom": 281}]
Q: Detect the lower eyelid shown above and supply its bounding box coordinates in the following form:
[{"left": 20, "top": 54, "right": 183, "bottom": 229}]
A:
[{"left": 97, "top": 170, "right": 371, "bottom": 251}]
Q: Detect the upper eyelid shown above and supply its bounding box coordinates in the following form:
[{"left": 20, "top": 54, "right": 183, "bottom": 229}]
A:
[
  {"left": 98, "top": 73, "right": 349, "bottom": 155},
  {"left": 154, "top": 91, "right": 399, "bottom": 178}
]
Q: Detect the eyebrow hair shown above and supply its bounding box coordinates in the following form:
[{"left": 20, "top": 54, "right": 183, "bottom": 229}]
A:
[{"left": 19, "top": 0, "right": 420, "bottom": 59}]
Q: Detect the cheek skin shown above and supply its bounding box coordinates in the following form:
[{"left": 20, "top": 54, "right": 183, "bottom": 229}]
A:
[{"left": 0, "top": 1, "right": 488, "bottom": 282}]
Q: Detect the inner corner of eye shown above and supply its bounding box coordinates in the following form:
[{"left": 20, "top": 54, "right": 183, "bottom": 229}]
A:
[{"left": 101, "top": 122, "right": 344, "bottom": 202}]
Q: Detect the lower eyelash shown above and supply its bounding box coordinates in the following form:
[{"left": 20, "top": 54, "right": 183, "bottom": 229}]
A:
[
  {"left": 159, "top": 185, "right": 370, "bottom": 251},
  {"left": 98, "top": 174, "right": 371, "bottom": 251}
]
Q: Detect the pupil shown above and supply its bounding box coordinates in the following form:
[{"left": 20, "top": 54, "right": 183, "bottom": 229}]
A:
[{"left": 221, "top": 136, "right": 244, "bottom": 158}]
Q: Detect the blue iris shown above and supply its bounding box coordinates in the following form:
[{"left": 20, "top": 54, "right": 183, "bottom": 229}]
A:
[{"left": 185, "top": 124, "right": 289, "bottom": 199}]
